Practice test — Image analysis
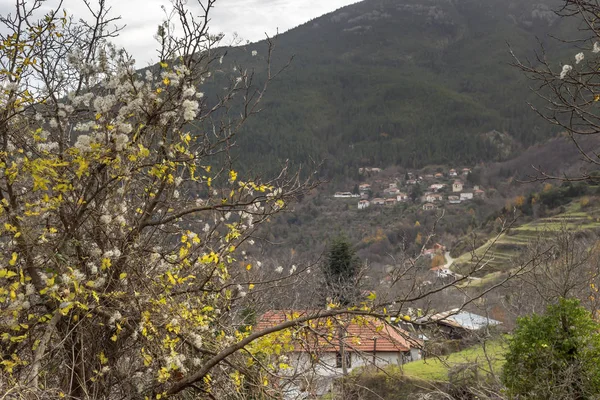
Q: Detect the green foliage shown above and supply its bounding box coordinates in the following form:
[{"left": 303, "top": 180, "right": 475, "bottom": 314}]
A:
[
  {"left": 502, "top": 298, "right": 600, "bottom": 399},
  {"left": 322, "top": 237, "right": 362, "bottom": 305},
  {"left": 206, "top": 0, "right": 579, "bottom": 179}
]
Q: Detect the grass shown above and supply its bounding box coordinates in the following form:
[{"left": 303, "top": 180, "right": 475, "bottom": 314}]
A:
[
  {"left": 451, "top": 199, "right": 600, "bottom": 279},
  {"left": 400, "top": 339, "right": 507, "bottom": 382}
]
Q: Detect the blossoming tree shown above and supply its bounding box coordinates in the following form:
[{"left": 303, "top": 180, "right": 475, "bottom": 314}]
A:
[{"left": 0, "top": 0, "right": 330, "bottom": 397}]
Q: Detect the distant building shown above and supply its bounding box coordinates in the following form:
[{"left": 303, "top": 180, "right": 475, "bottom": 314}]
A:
[
  {"left": 359, "top": 167, "right": 382, "bottom": 175},
  {"left": 452, "top": 181, "right": 463, "bottom": 193},
  {"left": 359, "top": 183, "right": 371, "bottom": 194},
  {"left": 334, "top": 192, "right": 359, "bottom": 198},
  {"left": 449, "top": 169, "right": 458, "bottom": 177},
  {"left": 474, "top": 189, "right": 485, "bottom": 199},
  {"left": 388, "top": 182, "right": 398, "bottom": 189},
  {"left": 430, "top": 183, "right": 445, "bottom": 192},
  {"left": 385, "top": 198, "right": 397, "bottom": 206},
  {"left": 460, "top": 192, "right": 473, "bottom": 201},
  {"left": 416, "top": 309, "right": 502, "bottom": 339},
  {"left": 434, "top": 173, "right": 443, "bottom": 179},
  {"left": 462, "top": 168, "right": 471, "bottom": 176},
  {"left": 424, "top": 193, "right": 443, "bottom": 202},
  {"left": 372, "top": 198, "right": 385, "bottom": 206},
  {"left": 396, "top": 192, "right": 409, "bottom": 202},
  {"left": 406, "top": 179, "right": 417, "bottom": 185},
  {"left": 422, "top": 203, "right": 436, "bottom": 211},
  {"left": 358, "top": 200, "right": 370, "bottom": 210},
  {"left": 383, "top": 187, "right": 400, "bottom": 197},
  {"left": 448, "top": 195, "right": 461, "bottom": 204}
]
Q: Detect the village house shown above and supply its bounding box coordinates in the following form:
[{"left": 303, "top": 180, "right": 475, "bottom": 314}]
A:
[
  {"left": 406, "top": 179, "right": 417, "bottom": 185},
  {"left": 359, "top": 183, "right": 371, "bottom": 194},
  {"left": 383, "top": 187, "right": 400, "bottom": 197},
  {"left": 334, "top": 192, "right": 360, "bottom": 198},
  {"left": 424, "top": 174, "right": 434, "bottom": 180},
  {"left": 255, "top": 311, "right": 422, "bottom": 398},
  {"left": 396, "top": 192, "right": 409, "bottom": 202},
  {"left": 360, "top": 193, "right": 369, "bottom": 200},
  {"left": 424, "top": 192, "right": 443, "bottom": 202},
  {"left": 388, "top": 182, "right": 398, "bottom": 189},
  {"left": 449, "top": 169, "right": 458, "bottom": 177},
  {"left": 358, "top": 200, "right": 370, "bottom": 210},
  {"left": 462, "top": 168, "right": 471, "bottom": 176},
  {"left": 359, "top": 167, "right": 382, "bottom": 175},
  {"left": 452, "top": 181, "right": 463, "bottom": 193},
  {"left": 422, "top": 203, "right": 436, "bottom": 211},
  {"left": 448, "top": 195, "right": 461, "bottom": 204},
  {"left": 416, "top": 309, "right": 502, "bottom": 339},
  {"left": 430, "top": 266, "right": 454, "bottom": 279},
  {"left": 434, "top": 172, "right": 443, "bottom": 179},
  {"left": 429, "top": 183, "right": 446, "bottom": 192},
  {"left": 385, "top": 198, "right": 397, "bottom": 206},
  {"left": 372, "top": 198, "right": 385, "bottom": 206},
  {"left": 460, "top": 192, "right": 473, "bottom": 201}
]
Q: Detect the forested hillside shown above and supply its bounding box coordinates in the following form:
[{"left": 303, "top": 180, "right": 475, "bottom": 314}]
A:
[{"left": 204, "top": 0, "right": 579, "bottom": 177}]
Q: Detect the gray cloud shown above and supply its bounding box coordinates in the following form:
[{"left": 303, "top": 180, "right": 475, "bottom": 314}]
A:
[{"left": 0, "top": 0, "right": 358, "bottom": 66}]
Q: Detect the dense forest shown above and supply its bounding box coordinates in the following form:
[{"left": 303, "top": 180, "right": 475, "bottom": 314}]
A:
[{"left": 197, "top": 0, "right": 580, "bottom": 178}]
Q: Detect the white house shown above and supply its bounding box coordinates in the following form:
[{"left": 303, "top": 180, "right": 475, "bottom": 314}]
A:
[
  {"left": 371, "top": 198, "right": 385, "bottom": 206},
  {"left": 334, "top": 192, "right": 360, "bottom": 198},
  {"left": 449, "top": 169, "right": 458, "bottom": 177},
  {"left": 424, "top": 193, "right": 442, "bottom": 202},
  {"left": 460, "top": 192, "right": 473, "bottom": 201},
  {"left": 358, "top": 200, "right": 370, "bottom": 210},
  {"left": 448, "top": 195, "right": 461, "bottom": 204},
  {"left": 423, "top": 203, "right": 436, "bottom": 211},
  {"left": 383, "top": 187, "right": 400, "bottom": 197},
  {"left": 396, "top": 192, "right": 409, "bottom": 202},
  {"left": 452, "top": 181, "right": 463, "bottom": 193},
  {"left": 255, "top": 311, "right": 422, "bottom": 398},
  {"left": 429, "top": 183, "right": 445, "bottom": 192}
]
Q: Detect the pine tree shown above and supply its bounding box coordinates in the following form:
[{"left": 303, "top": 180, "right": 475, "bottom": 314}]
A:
[{"left": 322, "top": 237, "right": 362, "bottom": 306}]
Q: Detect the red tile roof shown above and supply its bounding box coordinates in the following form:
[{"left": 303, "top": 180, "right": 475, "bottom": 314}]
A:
[{"left": 254, "top": 310, "right": 420, "bottom": 353}]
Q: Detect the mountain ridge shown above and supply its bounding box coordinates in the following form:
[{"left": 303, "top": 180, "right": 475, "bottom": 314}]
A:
[{"left": 203, "top": 0, "right": 578, "bottom": 177}]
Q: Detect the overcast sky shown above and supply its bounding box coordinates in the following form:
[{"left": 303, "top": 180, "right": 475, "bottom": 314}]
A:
[{"left": 0, "top": 0, "right": 359, "bottom": 67}]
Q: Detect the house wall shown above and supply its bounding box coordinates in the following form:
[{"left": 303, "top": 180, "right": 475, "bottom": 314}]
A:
[{"left": 280, "top": 350, "right": 420, "bottom": 398}]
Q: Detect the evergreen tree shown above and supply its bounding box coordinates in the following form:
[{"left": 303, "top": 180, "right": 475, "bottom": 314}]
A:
[{"left": 322, "top": 237, "right": 362, "bottom": 306}]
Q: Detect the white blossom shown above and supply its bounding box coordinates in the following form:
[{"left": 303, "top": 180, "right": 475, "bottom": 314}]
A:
[
  {"left": 115, "top": 133, "right": 129, "bottom": 151},
  {"left": 560, "top": 64, "right": 573, "bottom": 79},
  {"left": 275, "top": 266, "right": 283, "bottom": 274},
  {"left": 575, "top": 52, "right": 585, "bottom": 64},
  {"left": 251, "top": 50, "right": 258, "bottom": 57},
  {"left": 182, "top": 99, "right": 199, "bottom": 121},
  {"left": 594, "top": 42, "right": 600, "bottom": 53},
  {"left": 100, "top": 214, "right": 112, "bottom": 225},
  {"left": 289, "top": 265, "right": 297, "bottom": 275}
]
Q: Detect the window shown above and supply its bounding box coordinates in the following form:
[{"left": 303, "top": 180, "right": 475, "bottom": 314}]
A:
[{"left": 336, "top": 351, "right": 351, "bottom": 368}]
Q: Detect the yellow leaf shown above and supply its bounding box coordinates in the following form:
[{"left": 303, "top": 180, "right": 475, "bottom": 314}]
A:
[{"left": 119, "top": 273, "right": 127, "bottom": 280}]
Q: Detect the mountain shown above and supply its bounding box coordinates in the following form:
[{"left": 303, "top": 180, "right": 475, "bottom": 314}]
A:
[{"left": 205, "top": 0, "right": 578, "bottom": 177}]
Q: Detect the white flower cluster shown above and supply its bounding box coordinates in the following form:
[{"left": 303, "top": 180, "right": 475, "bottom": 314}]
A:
[
  {"left": 560, "top": 64, "right": 572, "bottom": 79},
  {"left": 182, "top": 99, "right": 199, "bottom": 121}
]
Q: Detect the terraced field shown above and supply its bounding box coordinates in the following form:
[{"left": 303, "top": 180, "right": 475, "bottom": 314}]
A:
[{"left": 451, "top": 201, "right": 600, "bottom": 280}]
